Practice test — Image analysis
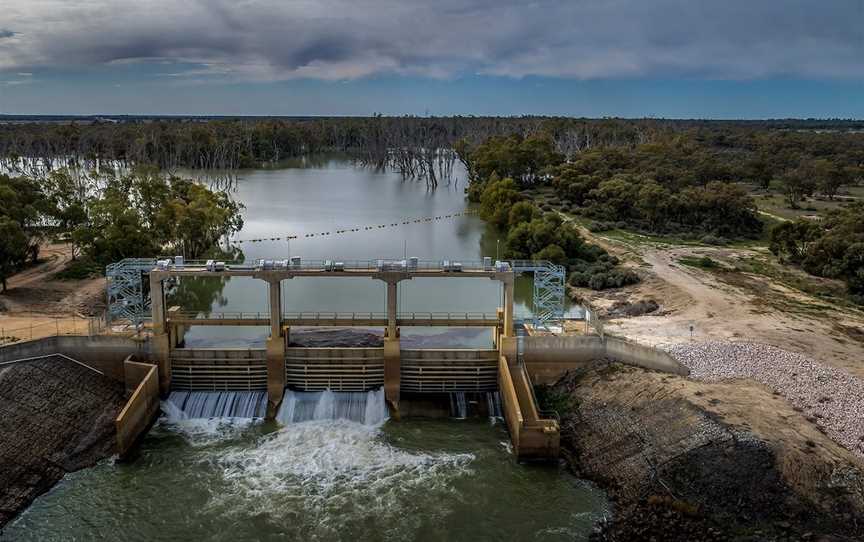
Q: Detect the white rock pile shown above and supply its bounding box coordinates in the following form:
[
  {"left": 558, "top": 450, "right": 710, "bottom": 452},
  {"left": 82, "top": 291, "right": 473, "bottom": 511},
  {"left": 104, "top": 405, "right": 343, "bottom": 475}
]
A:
[{"left": 665, "top": 341, "right": 864, "bottom": 458}]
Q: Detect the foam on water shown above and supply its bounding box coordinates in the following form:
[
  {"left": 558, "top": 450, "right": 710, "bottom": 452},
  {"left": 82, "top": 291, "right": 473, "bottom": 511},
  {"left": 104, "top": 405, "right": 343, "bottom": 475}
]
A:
[{"left": 212, "top": 419, "right": 475, "bottom": 537}]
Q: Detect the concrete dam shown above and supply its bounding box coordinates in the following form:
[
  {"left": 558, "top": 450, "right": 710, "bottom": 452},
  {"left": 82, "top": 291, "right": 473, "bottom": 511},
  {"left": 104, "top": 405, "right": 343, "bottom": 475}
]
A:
[
  {"left": 146, "top": 257, "right": 562, "bottom": 460},
  {"left": 0, "top": 256, "right": 686, "bottom": 465}
]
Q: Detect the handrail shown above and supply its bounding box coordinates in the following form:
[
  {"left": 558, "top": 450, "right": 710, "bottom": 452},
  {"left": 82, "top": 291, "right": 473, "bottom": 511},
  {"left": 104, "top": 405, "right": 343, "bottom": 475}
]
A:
[
  {"left": 145, "top": 258, "right": 511, "bottom": 273},
  {"left": 169, "top": 311, "right": 500, "bottom": 321}
]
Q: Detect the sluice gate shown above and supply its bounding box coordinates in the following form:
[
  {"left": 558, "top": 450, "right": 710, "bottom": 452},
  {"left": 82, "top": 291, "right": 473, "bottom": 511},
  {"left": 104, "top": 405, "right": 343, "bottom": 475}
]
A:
[
  {"left": 285, "top": 347, "right": 385, "bottom": 391},
  {"left": 168, "top": 347, "right": 500, "bottom": 394},
  {"left": 170, "top": 348, "right": 267, "bottom": 391}
]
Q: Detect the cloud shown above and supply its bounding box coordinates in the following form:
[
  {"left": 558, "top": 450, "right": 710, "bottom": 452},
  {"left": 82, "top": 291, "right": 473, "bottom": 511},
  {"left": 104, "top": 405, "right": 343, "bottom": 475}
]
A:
[{"left": 0, "top": 0, "right": 861, "bottom": 80}]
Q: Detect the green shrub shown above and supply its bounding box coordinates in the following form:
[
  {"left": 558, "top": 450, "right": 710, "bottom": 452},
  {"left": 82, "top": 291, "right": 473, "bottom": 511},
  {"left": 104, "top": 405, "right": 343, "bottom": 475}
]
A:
[
  {"left": 699, "top": 234, "right": 728, "bottom": 246},
  {"left": 52, "top": 257, "right": 103, "bottom": 280},
  {"left": 678, "top": 256, "right": 718, "bottom": 269}
]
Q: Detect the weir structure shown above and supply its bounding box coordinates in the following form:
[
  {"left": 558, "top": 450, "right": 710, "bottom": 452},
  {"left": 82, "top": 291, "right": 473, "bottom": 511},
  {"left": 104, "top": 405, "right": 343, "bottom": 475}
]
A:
[{"left": 145, "top": 257, "right": 561, "bottom": 459}]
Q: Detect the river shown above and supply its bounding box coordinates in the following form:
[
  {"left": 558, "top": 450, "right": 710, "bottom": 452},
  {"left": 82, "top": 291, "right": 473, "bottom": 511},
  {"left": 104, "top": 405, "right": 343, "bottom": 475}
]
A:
[
  {"left": 170, "top": 156, "right": 579, "bottom": 348},
  {"left": 1, "top": 158, "right": 606, "bottom": 541}
]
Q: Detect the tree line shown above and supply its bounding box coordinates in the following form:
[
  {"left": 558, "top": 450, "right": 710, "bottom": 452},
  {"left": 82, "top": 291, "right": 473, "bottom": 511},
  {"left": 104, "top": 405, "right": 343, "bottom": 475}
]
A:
[
  {"left": 457, "top": 126, "right": 863, "bottom": 298},
  {"left": 770, "top": 203, "right": 864, "bottom": 303},
  {"left": 0, "top": 168, "right": 243, "bottom": 291},
  {"left": 0, "top": 116, "right": 719, "bottom": 186}
]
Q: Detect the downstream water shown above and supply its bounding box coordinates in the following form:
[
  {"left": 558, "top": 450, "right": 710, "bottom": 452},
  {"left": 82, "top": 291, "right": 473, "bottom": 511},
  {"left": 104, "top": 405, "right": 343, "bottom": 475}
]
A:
[
  {"left": 4, "top": 416, "right": 606, "bottom": 541},
  {"left": 167, "top": 157, "right": 579, "bottom": 348},
  {"left": 3, "top": 159, "right": 605, "bottom": 540}
]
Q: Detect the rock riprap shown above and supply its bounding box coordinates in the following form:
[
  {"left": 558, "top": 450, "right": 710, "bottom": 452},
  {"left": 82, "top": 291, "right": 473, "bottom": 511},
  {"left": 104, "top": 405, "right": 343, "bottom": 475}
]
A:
[
  {"left": 666, "top": 341, "right": 864, "bottom": 458},
  {"left": 0, "top": 356, "right": 126, "bottom": 527}
]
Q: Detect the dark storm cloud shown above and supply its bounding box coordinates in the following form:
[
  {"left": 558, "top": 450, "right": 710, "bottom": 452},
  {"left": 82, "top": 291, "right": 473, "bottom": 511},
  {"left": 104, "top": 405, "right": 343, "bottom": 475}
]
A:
[{"left": 2, "top": 0, "right": 862, "bottom": 79}]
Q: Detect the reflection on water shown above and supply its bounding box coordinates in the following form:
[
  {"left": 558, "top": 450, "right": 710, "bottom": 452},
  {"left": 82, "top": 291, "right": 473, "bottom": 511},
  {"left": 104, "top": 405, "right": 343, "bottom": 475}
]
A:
[
  {"left": 169, "top": 158, "right": 546, "bottom": 349},
  {"left": 4, "top": 417, "right": 606, "bottom": 541}
]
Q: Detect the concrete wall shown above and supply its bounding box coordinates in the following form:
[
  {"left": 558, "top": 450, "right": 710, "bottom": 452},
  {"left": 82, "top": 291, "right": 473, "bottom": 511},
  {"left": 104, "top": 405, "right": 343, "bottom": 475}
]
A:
[
  {"left": 115, "top": 359, "right": 160, "bottom": 459},
  {"left": 604, "top": 336, "right": 689, "bottom": 376},
  {"left": 523, "top": 335, "right": 688, "bottom": 383},
  {"left": 0, "top": 335, "right": 151, "bottom": 382},
  {"left": 497, "top": 356, "right": 523, "bottom": 452},
  {"left": 523, "top": 336, "right": 605, "bottom": 384}
]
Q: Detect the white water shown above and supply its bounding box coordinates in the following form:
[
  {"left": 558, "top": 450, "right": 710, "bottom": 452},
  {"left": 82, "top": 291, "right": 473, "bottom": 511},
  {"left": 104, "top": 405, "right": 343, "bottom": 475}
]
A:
[
  {"left": 276, "top": 388, "right": 389, "bottom": 426},
  {"left": 212, "top": 418, "right": 475, "bottom": 537},
  {"left": 487, "top": 391, "right": 503, "bottom": 420},
  {"left": 450, "top": 392, "right": 468, "bottom": 418},
  {"left": 164, "top": 391, "right": 268, "bottom": 420}
]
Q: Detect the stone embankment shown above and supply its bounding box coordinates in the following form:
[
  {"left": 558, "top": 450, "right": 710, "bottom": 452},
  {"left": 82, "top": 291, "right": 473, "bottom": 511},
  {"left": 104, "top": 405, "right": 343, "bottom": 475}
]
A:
[
  {"left": 666, "top": 341, "right": 864, "bottom": 458},
  {"left": 550, "top": 362, "right": 864, "bottom": 541},
  {"left": 0, "top": 356, "right": 126, "bottom": 528}
]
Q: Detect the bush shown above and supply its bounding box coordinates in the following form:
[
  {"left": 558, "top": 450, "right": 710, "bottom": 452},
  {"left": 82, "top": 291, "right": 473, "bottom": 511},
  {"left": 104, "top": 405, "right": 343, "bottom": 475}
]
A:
[
  {"left": 52, "top": 257, "right": 102, "bottom": 280},
  {"left": 587, "top": 221, "right": 613, "bottom": 232},
  {"left": 699, "top": 234, "right": 728, "bottom": 246},
  {"left": 568, "top": 262, "right": 640, "bottom": 290},
  {"left": 678, "top": 255, "right": 718, "bottom": 269}
]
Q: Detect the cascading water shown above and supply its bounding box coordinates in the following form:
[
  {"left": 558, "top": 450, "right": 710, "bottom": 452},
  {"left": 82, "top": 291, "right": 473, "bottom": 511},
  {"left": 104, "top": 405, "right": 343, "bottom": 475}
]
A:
[
  {"left": 164, "top": 391, "right": 268, "bottom": 420},
  {"left": 487, "top": 391, "right": 503, "bottom": 420},
  {"left": 450, "top": 391, "right": 468, "bottom": 418},
  {"left": 276, "top": 388, "right": 389, "bottom": 426}
]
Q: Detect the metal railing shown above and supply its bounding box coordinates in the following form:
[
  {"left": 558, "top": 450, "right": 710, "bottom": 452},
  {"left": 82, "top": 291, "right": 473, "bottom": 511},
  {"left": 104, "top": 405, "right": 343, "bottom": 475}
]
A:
[
  {"left": 0, "top": 315, "right": 106, "bottom": 346},
  {"left": 168, "top": 311, "right": 500, "bottom": 324},
  {"left": 155, "top": 258, "right": 509, "bottom": 273}
]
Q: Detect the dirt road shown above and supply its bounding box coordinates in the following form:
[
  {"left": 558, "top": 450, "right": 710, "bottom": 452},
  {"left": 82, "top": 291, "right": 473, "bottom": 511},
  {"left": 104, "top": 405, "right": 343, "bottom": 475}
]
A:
[
  {"left": 571, "top": 226, "right": 864, "bottom": 379},
  {"left": 0, "top": 244, "right": 105, "bottom": 342}
]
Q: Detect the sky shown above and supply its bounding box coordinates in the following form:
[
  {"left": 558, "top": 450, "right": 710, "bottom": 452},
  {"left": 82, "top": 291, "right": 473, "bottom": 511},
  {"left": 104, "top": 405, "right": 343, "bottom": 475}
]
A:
[{"left": 0, "top": 0, "right": 862, "bottom": 118}]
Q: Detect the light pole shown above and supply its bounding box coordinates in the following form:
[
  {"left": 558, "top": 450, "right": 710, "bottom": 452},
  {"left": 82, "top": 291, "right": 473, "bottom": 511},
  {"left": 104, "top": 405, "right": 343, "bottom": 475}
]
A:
[{"left": 496, "top": 239, "right": 500, "bottom": 261}]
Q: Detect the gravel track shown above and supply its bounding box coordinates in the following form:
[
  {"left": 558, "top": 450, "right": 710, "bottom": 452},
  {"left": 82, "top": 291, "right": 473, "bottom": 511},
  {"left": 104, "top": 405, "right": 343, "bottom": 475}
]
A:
[{"left": 665, "top": 341, "right": 864, "bottom": 458}]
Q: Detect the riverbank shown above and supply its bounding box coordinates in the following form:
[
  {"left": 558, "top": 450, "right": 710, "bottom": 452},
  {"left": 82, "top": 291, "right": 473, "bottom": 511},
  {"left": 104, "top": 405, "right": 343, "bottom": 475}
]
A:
[
  {"left": 547, "top": 362, "right": 864, "bottom": 541},
  {"left": 0, "top": 356, "right": 125, "bottom": 529}
]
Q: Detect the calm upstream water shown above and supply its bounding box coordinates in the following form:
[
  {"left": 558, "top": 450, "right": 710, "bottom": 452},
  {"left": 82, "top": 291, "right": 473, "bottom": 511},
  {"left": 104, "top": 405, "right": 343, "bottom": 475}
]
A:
[
  {"left": 2, "top": 158, "right": 605, "bottom": 540},
  {"left": 168, "top": 156, "right": 578, "bottom": 348}
]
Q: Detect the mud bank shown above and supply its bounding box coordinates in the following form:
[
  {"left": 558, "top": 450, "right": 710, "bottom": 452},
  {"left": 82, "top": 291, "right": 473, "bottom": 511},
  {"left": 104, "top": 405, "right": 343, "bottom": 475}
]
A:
[
  {"left": 0, "top": 356, "right": 125, "bottom": 528},
  {"left": 546, "top": 362, "right": 864, "bottom": 541}
]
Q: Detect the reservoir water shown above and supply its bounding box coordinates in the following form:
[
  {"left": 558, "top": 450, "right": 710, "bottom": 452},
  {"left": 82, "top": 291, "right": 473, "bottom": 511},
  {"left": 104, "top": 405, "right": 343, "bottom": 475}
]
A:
[
  {"left": 1, "top": 158, "right": 605, "bottom": 540},
  {"left": 169, "top": 156, "right": 578, "bottom": 348}
]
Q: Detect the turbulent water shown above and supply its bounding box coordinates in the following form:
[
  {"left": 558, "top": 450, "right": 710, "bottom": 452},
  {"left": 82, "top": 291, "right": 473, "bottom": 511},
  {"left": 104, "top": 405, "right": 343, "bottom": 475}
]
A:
[{"left": 4, "top": 395, "right": 607, "bottom": 541}]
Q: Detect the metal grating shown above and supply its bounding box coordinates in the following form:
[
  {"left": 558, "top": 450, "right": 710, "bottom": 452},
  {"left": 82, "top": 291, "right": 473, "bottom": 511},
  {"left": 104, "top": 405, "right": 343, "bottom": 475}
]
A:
[
  {"left": 105, "top": 258, "right": 157, "bottom": 326},
  {"left": 509, "top": 260, "right": 566, "bottom": 329}
]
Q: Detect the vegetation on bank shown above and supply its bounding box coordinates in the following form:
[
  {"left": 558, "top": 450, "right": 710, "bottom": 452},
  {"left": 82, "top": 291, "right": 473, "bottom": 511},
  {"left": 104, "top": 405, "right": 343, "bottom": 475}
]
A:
[
  {"left": 2, "top": 116, "right": 862, "bottom": 300},
  {"left": 456, "top": 124, "right": 864, "bottom": 301},
  {"left": 769, "top": 203, "right": 864, "bottom": 303},
  {"left": 0, "top": 168, "right": 243, "bottom": 290},
  {"left": 464, "top": 138, "right": 639, "bottom": 290}
]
